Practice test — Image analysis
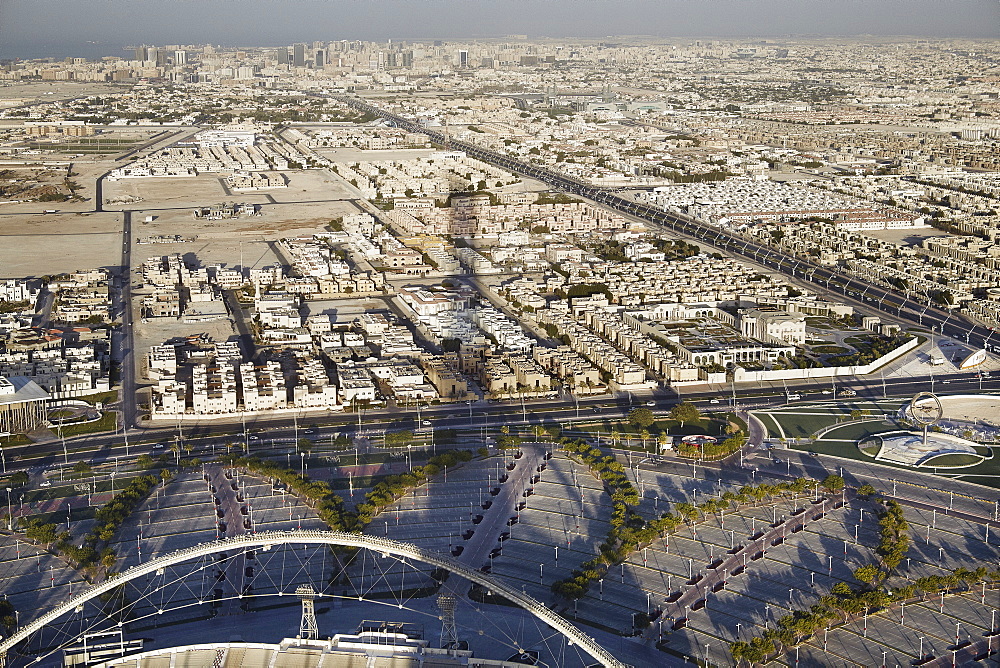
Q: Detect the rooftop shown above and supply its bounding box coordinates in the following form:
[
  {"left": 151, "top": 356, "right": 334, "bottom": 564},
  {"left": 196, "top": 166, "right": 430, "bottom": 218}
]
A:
[{"left": 0, "top": 375, "right": 50, "bottom": 405}]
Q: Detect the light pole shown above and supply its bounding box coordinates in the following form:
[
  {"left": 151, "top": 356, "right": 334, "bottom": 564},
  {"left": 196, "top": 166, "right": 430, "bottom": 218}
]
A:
[{"left": 5, "top": 487, "right": 12, "bottom": 531}]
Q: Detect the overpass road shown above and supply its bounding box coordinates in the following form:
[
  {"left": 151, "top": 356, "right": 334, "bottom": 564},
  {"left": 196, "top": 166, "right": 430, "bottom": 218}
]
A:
[{"left": 333, "top": 95, "right": 999, "bottom": 357}]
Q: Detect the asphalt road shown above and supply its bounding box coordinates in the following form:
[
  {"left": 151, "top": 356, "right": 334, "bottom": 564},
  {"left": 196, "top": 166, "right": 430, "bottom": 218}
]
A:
[
  {"left": 6, "top": 371, "right": 1000, "bottom": 482},
  {"left": 117, "top": 209, "right": 137, "bottom": 430},
  {"left": 334, "top": 94, "right": 1000, "bottom": 356}
]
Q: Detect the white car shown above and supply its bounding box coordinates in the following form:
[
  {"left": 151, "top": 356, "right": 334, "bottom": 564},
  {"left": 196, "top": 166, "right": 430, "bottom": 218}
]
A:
[
  {"left": 709, "top": 399, "right": 720, "bottom": 404},
  {"left": 40, "top": 480, "right": 52, "bottom": 487},
  {"left": 421, "top": 420, "right": 431, "bottom": 426},
  {"left": 645, "top": 401, "right": 656, "bottom": 407}
]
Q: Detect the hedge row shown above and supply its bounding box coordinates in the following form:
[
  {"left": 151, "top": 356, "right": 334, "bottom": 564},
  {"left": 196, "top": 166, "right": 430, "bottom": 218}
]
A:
[{"left": 553, "top": 442, "right": 832, "bottom": 602}]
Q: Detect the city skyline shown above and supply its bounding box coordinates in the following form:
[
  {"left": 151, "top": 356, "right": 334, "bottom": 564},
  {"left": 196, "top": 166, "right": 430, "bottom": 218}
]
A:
[
  {"left": 2, "top": 0, "right": 999, "bottom": 60},
  {"left": 1, "top": 17, "right": 1000, "bottom": 667}
]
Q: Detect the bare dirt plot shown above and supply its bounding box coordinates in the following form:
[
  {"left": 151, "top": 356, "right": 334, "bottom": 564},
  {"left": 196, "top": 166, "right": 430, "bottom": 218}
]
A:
[
  {"left": 0, "top": 81, "right": 127, "bottom": 104},
  {"left": 133, "top": 308, "right": 237, "bottom": 383},
  {"left": 315, "top": 147, "right": 439, "bottom": 163},
  {"left": 864, "top": 226, "right": 946, "bottom": 247},
  {"left": 0, "top": 164, "right": 74, "bottom": 202},
  {"left": 103, "top": 175, "right": 237, "bottom": 209},
  {"left": 267, "top": 169, "right": 361, "bottom": 203},
  {"left": 105, "top": 169, "right": 358, "bottom": 209},
  {"left": 131, "top": 199, "right": 362, "bottom": 270},
  {"left": 0, "top": 211, "right": 122, "bottom": 276}
]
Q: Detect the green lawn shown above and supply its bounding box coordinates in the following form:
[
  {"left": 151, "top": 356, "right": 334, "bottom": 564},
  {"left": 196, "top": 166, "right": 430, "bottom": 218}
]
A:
[
  {"left": 761, "top": 410, "right": 845, "bottom": 439},
  {"left": 754, "top": 412, "right": 783, "bottom": 439},
  {"left": 754, "top": 400, "right": 901, "bottom": 441},
  {"left": 754, "top": 400, "right": 1000, "bottom": 486},
  {"left": 56, "top": 411, "right": 117, "bottom": 437},
  {"left": 74, "top": 390, "right": 119, "bottom": 406},
  {"left": 815, "top": 420, "right": 894, "bottom": 444},
  {"left": 811, "top": 345, "right": 851, "bottom": 355},
  {"left": 922, "top": 453, "right": 983, "bottom": 468}
]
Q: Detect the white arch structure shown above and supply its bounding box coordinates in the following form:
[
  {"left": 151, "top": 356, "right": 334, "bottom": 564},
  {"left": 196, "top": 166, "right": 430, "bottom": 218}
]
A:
[{"left": 0, "top": 530, "right": 626, "bottom": 668}]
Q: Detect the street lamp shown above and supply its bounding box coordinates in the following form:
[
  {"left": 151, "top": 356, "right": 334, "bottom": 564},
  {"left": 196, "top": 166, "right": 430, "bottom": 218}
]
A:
[{"left": 5, "top": 487, "right": 12, "bottom": 531}]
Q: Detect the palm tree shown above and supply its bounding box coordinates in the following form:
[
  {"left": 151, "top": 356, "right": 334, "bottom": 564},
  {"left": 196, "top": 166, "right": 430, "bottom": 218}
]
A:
[
  {"left": 639, "top": 429, "right": 651, "bottom": 452},
  {"left": 657, "top": 432, "right": 670, "bottom": 453}
]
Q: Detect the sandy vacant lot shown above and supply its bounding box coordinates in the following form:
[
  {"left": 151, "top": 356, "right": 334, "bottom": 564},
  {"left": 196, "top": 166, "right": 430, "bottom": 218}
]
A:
[
  {"left": 315, "top": 147, "right": 439, "bottom": 163},
  {"left": 0, "top": 81, "right": 127, "bottom": 104},
  {"left": 104, "top": 174, "right": 237, "bottom": 210},
  {"left": 0, "top": 164, "right": 367, "bottom": 278},
  {"left": 132, "top": 202, "right": 362, "bottom": 272},
  {"left": 133, "top": 305, "right": 238, "bottom": 384},
  {"left": 0, "top": 210, "right": 122, "bottom": 277}
]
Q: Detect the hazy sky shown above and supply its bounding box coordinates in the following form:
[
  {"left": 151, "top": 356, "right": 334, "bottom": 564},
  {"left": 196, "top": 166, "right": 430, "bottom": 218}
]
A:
[{"left": 2, "top": 0, "right": 998, "bottom": 59}]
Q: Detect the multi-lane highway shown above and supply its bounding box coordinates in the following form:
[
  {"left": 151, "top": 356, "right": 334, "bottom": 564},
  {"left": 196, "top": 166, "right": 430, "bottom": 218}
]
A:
[
  {"left": 333, "top": 95, "right": 999, "bottom": 355},
  {"left": 6, "top": 370, "right": 999, "bottom": 482},
  {"left": 15, "top": 94, "right": 994, "bottom": 485},
  {"left": 114, "top": 209, "right": 137, "bottom": 430}
]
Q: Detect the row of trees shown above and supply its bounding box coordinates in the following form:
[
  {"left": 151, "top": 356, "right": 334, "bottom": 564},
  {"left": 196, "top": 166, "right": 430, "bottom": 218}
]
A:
[
  {"left": 230, "top": 449, "right": 478, "bottom": 531},
  {"left": 355, "top": 449, "right": 475, "bottom": 525},
  {"left": 20, "top": 473, "right": 165, "bottom": 577},
  {"left": 731, "top": 493, "right": 920, "bottom": 665},
  {"left": 626, "top": 402, "right": 702, "bottom": 430},
  {"left": 227, "top": 455, "right": 356, "bottom": 533},
  {"left": 551, "top": 441, "right": 840, "bottom": 602},
  {"left": 676, "top": 433, "right": 746, "bottom": 460},
  {"left": 551, "top": 439, "right": 643, "bottom": 600}
]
